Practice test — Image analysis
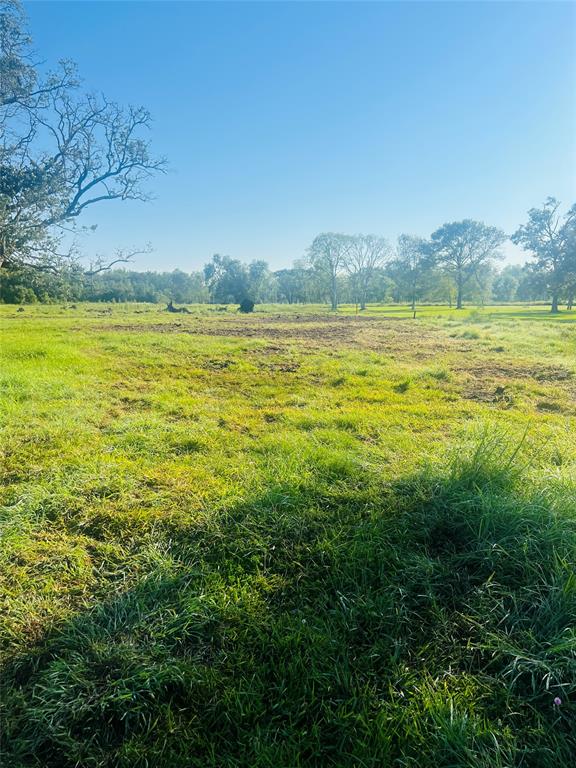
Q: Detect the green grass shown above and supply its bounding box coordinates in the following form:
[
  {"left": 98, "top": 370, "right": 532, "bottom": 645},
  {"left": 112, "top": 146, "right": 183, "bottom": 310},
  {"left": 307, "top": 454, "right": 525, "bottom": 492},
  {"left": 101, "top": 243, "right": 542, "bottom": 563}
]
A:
[{"left": 1, "top": 303, "right": 575, "bottom": 767}]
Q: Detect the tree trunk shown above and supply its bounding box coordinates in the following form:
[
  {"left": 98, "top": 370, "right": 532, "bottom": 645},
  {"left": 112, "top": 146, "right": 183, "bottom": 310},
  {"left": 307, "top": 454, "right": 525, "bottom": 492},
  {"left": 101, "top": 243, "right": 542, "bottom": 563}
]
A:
[
  {"left": 331, "top": 275, "right": 337, "bottom": 311},
  {"left": 551, "top": 292, "right": 560, "bottom": 314},
  {"left": 567, "top": 294, "right": 573, "bottom": 311},
  {"left": 456, "top": 277, "right": 463, "bottom": 309}
]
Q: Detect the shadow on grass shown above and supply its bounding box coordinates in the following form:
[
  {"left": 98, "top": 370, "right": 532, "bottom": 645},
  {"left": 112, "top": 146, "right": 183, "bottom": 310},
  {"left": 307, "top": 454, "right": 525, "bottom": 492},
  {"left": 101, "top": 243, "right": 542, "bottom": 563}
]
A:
[{"left": 2, "top": 444, "right": 575, "bottom": 768}]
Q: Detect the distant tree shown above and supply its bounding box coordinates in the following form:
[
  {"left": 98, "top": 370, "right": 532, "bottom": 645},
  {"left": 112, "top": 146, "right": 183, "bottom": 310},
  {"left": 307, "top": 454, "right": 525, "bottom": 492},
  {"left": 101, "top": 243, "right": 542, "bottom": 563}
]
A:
[
  {"left": 248, "top": 260, "right": 277, "bottom": 303},
  {"left": 300, "top": 262, "right": 327, "bottom": 303},
  {"left": 514, "top": 264, "right": 548, "bottom": 303},
  {"left": 275, "top": 267, "right": 305, "bottom": 304},
  {"left": 429, "top": 220, "right": 505, "bottom": 309},
  {"left": 344, "top": 234, "right": 391, "bottom": 310},
  {"left": 433, "top": 271, "right": 458, "bottom": 307},
  {"left": 466, "top": 262, "right": 497, "bottom": 306},
  {"left": 0, "top": 0, "right": 165, "bottom": 272},
  {"left": 363, "top": 268, "right": 395, "bottom": 304},
  {"left": 511, "top": 198, "right": 576, "bottom": 313},
  {"left": 307, "top": 233, "right": 350, "bottom": 311},
  {"left": 78, "top": 268, "right": 208, "bottom": 304},
  {"left": 388, "top": 235, "right": 429, "bottom": 311},
  {"left": 203, "top": 254, "right": 274, "bottom": 306},
  {"left": 564, "top": 273, "right": 576, "bottom": 311},
  {"left": 166, "top": 270, "right": 191, "bottom": 303},
  {"left": 204, "top": 254, "right": 246, "bottom": 303},
  {"left": 564, "top": 220, "right": 576, "bottom": 310},
  {"left": 492, "top": 265, "right": 522, "bottom": 303}
]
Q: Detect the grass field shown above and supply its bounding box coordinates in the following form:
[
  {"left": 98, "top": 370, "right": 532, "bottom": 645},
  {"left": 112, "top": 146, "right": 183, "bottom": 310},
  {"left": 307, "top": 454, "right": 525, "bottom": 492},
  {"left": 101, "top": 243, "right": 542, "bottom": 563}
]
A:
[{"left": 1, "top": 302, "right": 575, "bottom": 767}]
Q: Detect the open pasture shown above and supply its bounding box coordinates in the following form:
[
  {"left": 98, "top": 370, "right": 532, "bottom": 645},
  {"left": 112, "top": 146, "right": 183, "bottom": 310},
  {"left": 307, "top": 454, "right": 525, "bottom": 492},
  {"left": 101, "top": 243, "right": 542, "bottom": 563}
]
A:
[{"left": 1, "top": 303, "right": 575, "bottom": 767}]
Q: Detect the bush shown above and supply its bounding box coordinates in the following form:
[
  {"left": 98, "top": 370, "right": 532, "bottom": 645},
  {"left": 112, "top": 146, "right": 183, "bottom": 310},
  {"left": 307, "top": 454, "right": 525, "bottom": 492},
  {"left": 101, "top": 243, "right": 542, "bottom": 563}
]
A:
[{"left": 238, "top": 298, "right": 255, "bottom": 313}]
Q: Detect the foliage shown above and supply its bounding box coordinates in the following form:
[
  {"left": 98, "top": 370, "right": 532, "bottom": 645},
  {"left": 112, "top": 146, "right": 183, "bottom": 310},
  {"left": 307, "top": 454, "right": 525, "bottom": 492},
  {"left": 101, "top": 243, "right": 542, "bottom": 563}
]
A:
[
  {"left": 387, "top": 235, "right": 431, "bottom": 309},
  {"left": 428, "top": 220, "right": 506, "bottom": 309},
  {"left": 274, "top": 265, "right": 312, "bottom": 304},
  {"left": 511, "top": 198, "right": 576, "bottom": 313},
  {"left": 0, "top": 265, "right": 208, "bottom": 304},
  {"left": 307, "top": 232, "right": 351, "bottom": 310},
  {"left": 344, "top": 234, "right": 391, "bottom": 310},
  {"left": 0, "top": 0, "right": 165, "bottom": 271},
  {"left": 203, "top": 254, "right": 276, "bottom": 305},
  {"left": 0, "top": 259, "right": 554, "bottom": 307},
  {"left": 238, "top": 297, "right": 255, "bottom": 313}
]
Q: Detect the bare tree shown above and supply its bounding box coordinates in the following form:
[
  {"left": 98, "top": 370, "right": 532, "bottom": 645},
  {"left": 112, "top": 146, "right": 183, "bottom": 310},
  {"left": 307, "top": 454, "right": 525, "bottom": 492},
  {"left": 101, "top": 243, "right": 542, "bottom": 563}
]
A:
[
  {"left": 345, "top": 234, "right": 391, "bottom": 310},
  {"left": 307, "top": 232, "right": 350, "bottom": 311},
  {"left": 0, "top": 0, "right": 166, "bottom": 271}
]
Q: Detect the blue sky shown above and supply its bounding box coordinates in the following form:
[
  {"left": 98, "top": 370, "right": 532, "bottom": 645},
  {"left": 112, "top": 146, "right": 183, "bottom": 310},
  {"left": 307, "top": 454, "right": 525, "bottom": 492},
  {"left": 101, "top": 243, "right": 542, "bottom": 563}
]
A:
[{"left": 27, "top": 1, "right": 575, "bottom": 272}]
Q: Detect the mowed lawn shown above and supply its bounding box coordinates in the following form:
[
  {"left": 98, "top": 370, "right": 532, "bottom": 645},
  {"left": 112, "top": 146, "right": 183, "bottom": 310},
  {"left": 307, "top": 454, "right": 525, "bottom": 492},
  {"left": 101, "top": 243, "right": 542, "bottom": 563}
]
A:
[{"left": 1, "top": 303, "right": 575, "bottom": 767}]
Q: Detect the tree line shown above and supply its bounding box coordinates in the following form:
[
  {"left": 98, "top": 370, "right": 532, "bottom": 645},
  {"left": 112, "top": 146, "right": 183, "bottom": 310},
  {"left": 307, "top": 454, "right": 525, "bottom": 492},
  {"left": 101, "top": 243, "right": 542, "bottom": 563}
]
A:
[
  {"left": 1, "top": 1, "right": 574, "bottom": 312},
  {"left": 0, "top": 234, "right": 566, "bottom": 310}
]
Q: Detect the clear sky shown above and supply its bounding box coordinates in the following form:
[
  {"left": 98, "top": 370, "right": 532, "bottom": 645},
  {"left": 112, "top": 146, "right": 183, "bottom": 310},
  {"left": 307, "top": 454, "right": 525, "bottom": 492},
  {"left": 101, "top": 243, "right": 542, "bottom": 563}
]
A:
[{"left": 26, "top": 1, "right": 575, "bottom": 272}]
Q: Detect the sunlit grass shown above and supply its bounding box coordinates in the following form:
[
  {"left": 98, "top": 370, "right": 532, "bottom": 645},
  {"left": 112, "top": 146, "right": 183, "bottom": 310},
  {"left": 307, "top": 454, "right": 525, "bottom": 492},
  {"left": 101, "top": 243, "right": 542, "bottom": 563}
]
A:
[{"left": 1, "top": 304, "right": 575, "bottom": 766}]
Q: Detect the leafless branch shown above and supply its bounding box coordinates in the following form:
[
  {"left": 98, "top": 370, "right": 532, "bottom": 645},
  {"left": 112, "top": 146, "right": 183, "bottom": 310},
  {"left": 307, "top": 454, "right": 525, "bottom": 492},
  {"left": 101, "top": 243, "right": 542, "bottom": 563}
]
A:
[{"left": 84, "top": 244, "right": 152, "bottom": 276}]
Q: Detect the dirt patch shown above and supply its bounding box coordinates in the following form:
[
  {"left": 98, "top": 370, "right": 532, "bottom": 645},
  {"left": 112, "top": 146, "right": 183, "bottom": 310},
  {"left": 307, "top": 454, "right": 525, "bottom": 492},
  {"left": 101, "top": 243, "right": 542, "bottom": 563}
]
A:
[
  {"left": 248, "top": 344, "right": 286, "bottom": 355},
  {"left": 460, "top": 361, "right": 574, "bottom": 408},
  {"left": 458, "top": 362, "right": 573, "bottom": 382},
  {"left": 90, "top": 321, "right": 353, "bottom": 341},
  {"left": 87, "top": 316, "right": 462, "bottom": 359},
  {"left": 201, "top": 359, "right": 233, "bottom": 370},
  {"left": 463, "top": 384, "right": 516, "bottom": 407},
  {"left": 261, "top": 361, "right": 300, "bottom": 373},
  {"left": 536, "top": 400, "right": 568, "bottom": 414}
]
